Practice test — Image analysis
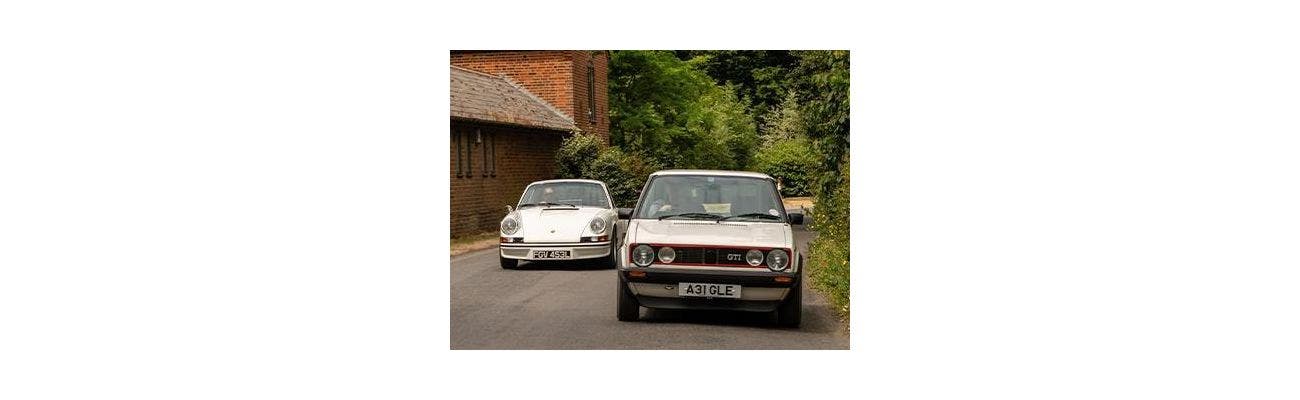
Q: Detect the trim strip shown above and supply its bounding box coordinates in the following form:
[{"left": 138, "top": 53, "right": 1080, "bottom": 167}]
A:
[{"left": 500, "top": 242, "right": 609, "bottom": 248}]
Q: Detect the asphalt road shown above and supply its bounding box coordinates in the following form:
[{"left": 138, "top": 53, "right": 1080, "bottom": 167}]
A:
[{"left": 450, "top": 224, "right": 849, "bottom": 349}]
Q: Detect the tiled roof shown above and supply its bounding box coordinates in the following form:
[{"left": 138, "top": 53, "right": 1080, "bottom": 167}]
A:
[{"left": 450, "top": 65, "right": 577, "bottom": 132}]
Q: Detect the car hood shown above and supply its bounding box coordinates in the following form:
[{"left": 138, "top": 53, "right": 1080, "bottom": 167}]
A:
[
  {"left": 627, "top": 219, "right": 791, "bottom": 249},
  {"left": 515, "top": 206, "right": 611, "bottom": 243}
]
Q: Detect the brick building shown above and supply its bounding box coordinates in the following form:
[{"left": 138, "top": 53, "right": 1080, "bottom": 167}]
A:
[{"left": 450, "top": 51, "right": 609, "bottom": 237}]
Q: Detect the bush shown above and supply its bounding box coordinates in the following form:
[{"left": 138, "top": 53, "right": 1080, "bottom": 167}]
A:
[
  {"left": 554, "top": 132, "right": 603, "bottom": 178},
  {"left": 752, "top": 137, "right": 818, "bottom": 197},
  {"left": 806, "top": 159, "right": 850, "bottom": 320},
  {"left": 555, "top": 133, "right": 661, "bottom": 208}
]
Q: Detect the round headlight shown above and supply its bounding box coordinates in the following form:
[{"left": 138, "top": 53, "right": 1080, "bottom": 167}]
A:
[
  {"left": 632, "top": 245, "right": 655, "bottom": 267},
  {"left": 589, "top": 217, "right": 607, "bottom": 234},
  {"left": 657, "top": 246, "right": 676, "bottom": 263},
  {"left": 766, "top": 249, "right": 789, "bottom": 271},
  {"left": 745, "top": 249, "right": 764, "bottom": 266},
  {"left": 500, "top": 217, "right": 519, "bottom": 235}
]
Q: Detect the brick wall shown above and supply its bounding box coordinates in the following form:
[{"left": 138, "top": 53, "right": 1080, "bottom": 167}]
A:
[
  {"left": 450, "top": 121, "right": 568, "bottom": 237},
  {"left": 570, "top": 51, "right": 609, "bottom": 140},
  {"left": 450, "top": 50, "right": 609, "bottom": 142}
]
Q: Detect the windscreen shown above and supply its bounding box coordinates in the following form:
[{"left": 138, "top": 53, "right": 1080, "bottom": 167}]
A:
[
  {"left": 519, "top": 182, "right": 610, "bottom": 208},
  {"left": 635, "top": 175, "right": 783, "bottom": 220}
]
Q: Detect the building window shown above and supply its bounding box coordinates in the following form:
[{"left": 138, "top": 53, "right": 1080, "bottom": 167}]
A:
[
  {"left": 480, "top": 129, "right": 492, "bottom": 177},
  {"left": 464, "top": 129, "right": 473, "bottom": 177},
  {"left": 587, "top": 57, "right": 596, "bottom": 124},
  {"left": 455, "top": 128, "right": 463, "bottom": 178},
  {"left": 488, "top": 130, "right": 496, "bottom": 177}
]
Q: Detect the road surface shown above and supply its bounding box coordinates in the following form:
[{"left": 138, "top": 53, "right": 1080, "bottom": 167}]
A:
[{"left": 450, "top": 224, "right": 849, "bottom": 349}]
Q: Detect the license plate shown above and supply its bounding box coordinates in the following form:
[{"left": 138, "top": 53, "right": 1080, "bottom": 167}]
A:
[
  {"left": 678, "top": 282, "right": 741, "bottom": 299},
  {"left": 531, "top": 249, "right": 571, "bottom": 259}
]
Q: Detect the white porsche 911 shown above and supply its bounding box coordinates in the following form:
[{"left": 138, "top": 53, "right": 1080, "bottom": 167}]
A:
[{"left": 498, "top": 179, "right": 619, "bottom": 269}]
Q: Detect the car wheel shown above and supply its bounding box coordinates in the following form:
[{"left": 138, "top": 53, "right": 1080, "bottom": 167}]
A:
[
  {"left": 616, "top": 274, "right": 640, "bottom": 321},
  {"left": 500, "top": 255, "right": 518, "bottom": 269},
  {"left": 777, "top": 261, "right": 803, "bottom": 327},
  {"left": 605, "top": 227, "right": 619, "bottom": 269}
]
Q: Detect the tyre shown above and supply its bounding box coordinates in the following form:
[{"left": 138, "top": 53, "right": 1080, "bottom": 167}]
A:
[
  {"left": 776, "top": 280, "right": 802, "bottom": 327},
  {"left": 616, "top": 274, "right": 640, "bottom": 321},
  {"left": 605, "top": 227, "right": 619, "bottom": 269},
  {"left": 500, "top": 255, "right": 518, "bottom": 269},
  {"left": 776, "top": 257, "right": 803, "bottom": 327}
]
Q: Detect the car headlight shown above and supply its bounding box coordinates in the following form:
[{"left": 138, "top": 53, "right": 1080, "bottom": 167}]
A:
[
  {"left": 766, "top": 249, "right": 789, "bottom": 272},
  {"left": 745, "top": 249, "right": 764, "bottom": 266},
  {"left": 632, "top": 245, "right": 655, "bottom": 267},
  {"left": 657, "top": 246, "right": 676, "bottom": 264},
  {"left": 589, "top": 217, "right": 607, "bottom": 235},
  {"left": 500, "top": 216, "right": 519, "bottom": 235}
]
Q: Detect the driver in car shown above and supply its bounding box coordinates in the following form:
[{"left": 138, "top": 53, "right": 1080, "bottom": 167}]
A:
[{"left": 648, "top": 185, "right": 705, "bottom": 215}]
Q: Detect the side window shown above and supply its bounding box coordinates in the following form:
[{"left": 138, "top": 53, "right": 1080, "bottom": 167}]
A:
[
  {"left": 479, "top": 129, "right": 496, "bottom": 177},
  {"left": 454, "top": 128, "right": 463, "bottom": 178},
  {"left": 465, "top": 129, "right": 473, "bottom": 177},
  {"left": 483, "top": 130, "right": 491, "bottom": 175},
  {"left": 587, "top": 58, "right": 596, "bottom": 124}
]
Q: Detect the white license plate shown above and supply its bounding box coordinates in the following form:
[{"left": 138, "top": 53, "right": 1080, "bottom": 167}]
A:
[
  {"left": 678, "top": 282, "right": 741, "bottom": 299},
  {"left": 531, "top": 249, "right": 571, "bottom": 259}
]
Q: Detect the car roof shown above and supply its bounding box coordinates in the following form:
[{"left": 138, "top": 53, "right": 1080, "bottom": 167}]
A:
[
  {"left": 527, "top": 179, "right": 606, "bottom": 186},
  {"left": 647, "top": 169, "right": 774, "bottom": 180}
]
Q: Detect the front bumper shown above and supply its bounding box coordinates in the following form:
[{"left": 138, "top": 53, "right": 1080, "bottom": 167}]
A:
[
  {"left": 620, "top": 268, "right": 798, "bottom": 312},
  {"left": 499, "top": 241, "right": 612, "bottom": 260}
]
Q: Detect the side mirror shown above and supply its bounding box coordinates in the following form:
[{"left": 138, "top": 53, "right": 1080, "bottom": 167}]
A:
[
  {"left": 617, "top": 208, "right": 633, "bottom": 219},
  {"left": 505, "top": 205, "right": 513, "bottom": 213},
  {"left": 788, "top": 212, "right": 804, "bottom": 225}
]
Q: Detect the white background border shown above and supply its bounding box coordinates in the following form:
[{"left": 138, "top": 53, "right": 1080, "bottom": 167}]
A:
[{"left": 3, "top": 1, "right": 1298, "bottom": 398}]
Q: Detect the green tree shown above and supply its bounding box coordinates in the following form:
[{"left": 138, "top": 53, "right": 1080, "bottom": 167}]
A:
[
  {"left": 609, "top": 51, "right": 758, "bottom": 170},
  {"left": 674, "top": 50, "right": 800, "bottom": 132},
  {"left": 791, "top": 50, "right": 850, "bottom": 196}
]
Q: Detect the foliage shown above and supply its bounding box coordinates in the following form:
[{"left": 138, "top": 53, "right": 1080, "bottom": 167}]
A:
[
  {"left": 674, "top": 50, "right": 801, "bottom": 133},
  {"left": 608, "top": 51, "right": 759, "bottom": 170},
  {"left": 555, "top": 133, "right": 661, "bottom": 208},
  {"left": 805, "top": 159, "right": 850, "bottom": 320},
  {"left": 752, "top": 136, "right": 817, "bottom": 197},
  {"left": 791, "top": 50, "right": 851, "bottom": 197},
  {"left": 554, "top": 131, "right": 603, "bottom": 178},
  {"left": 759, "top": 91, "right": 806, "bottom": 145}
]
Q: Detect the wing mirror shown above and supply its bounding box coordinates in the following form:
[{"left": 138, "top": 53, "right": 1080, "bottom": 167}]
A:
[
  {"left": 617, "top": 208, "right": 633, "bottom": 219},
  {"left": 505, "top": 205, "right": 513, "bottom": 213},
  {"left": 787, "top": 212, "right": 804, "bottom": 225}
]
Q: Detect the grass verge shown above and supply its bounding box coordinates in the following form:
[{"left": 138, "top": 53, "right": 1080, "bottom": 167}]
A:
[
  {"left": 450, "top": 230, "right": 499, "bottom": 256},
  {"left": 806, "top": 234, "right": 849, "bottom": 321}
]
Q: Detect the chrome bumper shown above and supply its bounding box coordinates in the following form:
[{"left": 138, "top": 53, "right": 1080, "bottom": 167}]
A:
[{"left": 499, "top": 242, "right": 612, "bottom": 260}]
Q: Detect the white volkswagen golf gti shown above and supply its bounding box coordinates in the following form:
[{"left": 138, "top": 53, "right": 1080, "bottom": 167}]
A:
[
  {"left": 615, "top": 170, "right": 806, "bottom": 327},
  {"left": 498, "top": 179, "right": 619, "bottom": 269}
]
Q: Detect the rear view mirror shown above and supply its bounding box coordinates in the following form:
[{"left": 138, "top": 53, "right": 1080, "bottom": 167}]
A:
[
  {"left": 617, "top": 208, "right": 633, "bottom": 219},
  {"left": 787, "top": 212, "right": 804, "bottom": 225}
]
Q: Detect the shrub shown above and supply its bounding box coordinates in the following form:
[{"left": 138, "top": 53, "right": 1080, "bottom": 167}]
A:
[
  {"left": 554, "top": 132, "right": 603, "bottom": 178},
  {"left": 752, "top": 137, "right": 818, "bottom": 197},
  {"left": 555, "top": 133, "right": 662, "bottom": 208},
  {"left": 806, "top": 159, "right": 850, "bottom": 320}
]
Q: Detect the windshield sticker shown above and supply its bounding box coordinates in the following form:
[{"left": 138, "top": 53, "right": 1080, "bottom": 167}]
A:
[
  {"left": 768, "top": 209, "right": 780, "bottom": 216},
  {"left": 702, "top": 203, "right": 731, "bottom": 214}
]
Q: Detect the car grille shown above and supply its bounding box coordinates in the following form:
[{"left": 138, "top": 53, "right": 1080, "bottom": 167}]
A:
[{"left": 650, "top": 246, "right": 766, "bottom": 267}]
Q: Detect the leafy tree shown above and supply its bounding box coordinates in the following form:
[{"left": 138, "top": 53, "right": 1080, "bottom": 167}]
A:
[
  {"left": 674, "top": 50, "right": 800, "bottom": 130},
  {"left": 609, "top": 51, "right": 758, "bottom": 170},
  {"left": 791, "top": 50, "right": 850, "bottom": 196}
]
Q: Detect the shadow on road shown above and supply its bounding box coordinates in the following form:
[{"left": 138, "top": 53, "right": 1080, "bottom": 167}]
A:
[
  {"left": 510, "top": 259, "right": 614, "bottom": 271},
  {"left": 639, "top": 308, "right": 795, "bottom": 330}
]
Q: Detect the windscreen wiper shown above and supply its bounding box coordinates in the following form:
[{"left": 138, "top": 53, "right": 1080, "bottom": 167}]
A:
[
  {"left": 539, "top": 202, "right": 577, "bottom": 208},
  {"left": 658, "top": 212, "right": 722, "bottom": 221},
  {"left": 720, "top": 213, "right": 784, "bottom": 222}
]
